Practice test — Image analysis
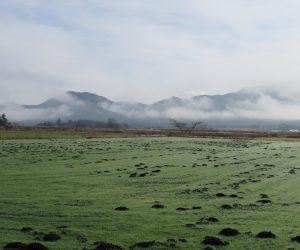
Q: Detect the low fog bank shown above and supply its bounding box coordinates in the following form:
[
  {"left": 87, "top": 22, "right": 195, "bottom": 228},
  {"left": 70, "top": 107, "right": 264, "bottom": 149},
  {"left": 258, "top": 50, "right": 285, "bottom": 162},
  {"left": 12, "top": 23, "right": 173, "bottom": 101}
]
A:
[{"left": 2, "top": 85, "right": 300, "bottom": 129}]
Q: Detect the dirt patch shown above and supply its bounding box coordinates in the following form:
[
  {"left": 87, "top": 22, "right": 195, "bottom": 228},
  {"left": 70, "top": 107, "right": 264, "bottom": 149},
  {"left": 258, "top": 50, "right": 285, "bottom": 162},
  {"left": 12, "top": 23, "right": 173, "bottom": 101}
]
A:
[
  {"left": 4, "top": 242, "right": 27, "bottom": 249},
  {"left": 26, "top": 243, "right": 49, "bottom": 250},
  {"left": 192, "top": 206, "right": 202, "bottom": 210},
  {"left": 4, "top": 242, "right": 49, "bottom": 250},
  {"left": 216, "top": 193, "right": 226, "bottom": 197},
  {"left": 93, "top": 241, "right": 124, "bottom": 250},
  {"left": 256, "top": 231, "right": 276, "bottom": 238},
  {"left": 220, "top": 204, "right": 232, "bottom": 209},
  {"left": 21, "top": 227, "right": 34, "bottom": 233},
  {"left": 151, "top": 204, "right": 165, "bottom": 209},
  {"left": 43, "top": 233, "right": 61, "bottom": 241},
  {"left": 202, "top": 236, "right": 229, "bottom": 246},
  {"left": 129, "top": 241, "right": 156, "bottom": 248},
  {"left": 176, "top": 207, "right": 189, "bottom": 211},
  {"left": 257, "top": 199, "right": 272, "bottom": 204},
  {"left": 129, "top": 240, "right": 176, "bottom": 249},
  {"left": 291, "top": 236, "right": 300, "bottom": 242},
  {"left": 114, "top": 206, "right": 129, "bottom": 211},
  {"left": 218, "top": 228, "right": 240, "bottom": 236}
]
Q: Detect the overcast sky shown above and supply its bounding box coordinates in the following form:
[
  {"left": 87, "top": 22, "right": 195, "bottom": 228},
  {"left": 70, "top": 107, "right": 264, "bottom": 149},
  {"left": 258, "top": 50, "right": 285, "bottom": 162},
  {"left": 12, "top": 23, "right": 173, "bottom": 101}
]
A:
[{"left": 2, "top": 0, "right": 300, "bottom": 104}]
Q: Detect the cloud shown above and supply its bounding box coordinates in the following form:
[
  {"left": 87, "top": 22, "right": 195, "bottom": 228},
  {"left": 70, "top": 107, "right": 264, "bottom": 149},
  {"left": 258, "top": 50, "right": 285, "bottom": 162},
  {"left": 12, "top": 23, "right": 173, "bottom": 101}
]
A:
[
  {"left": 2, "top": 0, "right": 300, "bottom": 106},
  {"left": 1, "top": 104, "right": 72, "bottom": 122}
]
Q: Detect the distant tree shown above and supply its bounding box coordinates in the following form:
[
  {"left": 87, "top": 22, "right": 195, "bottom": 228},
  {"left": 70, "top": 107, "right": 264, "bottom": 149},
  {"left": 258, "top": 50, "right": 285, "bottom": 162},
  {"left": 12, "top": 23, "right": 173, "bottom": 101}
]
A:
[
  {"left": 56, "top": 118, "right": 61, "bottom": 126},
  {"left": 190, "top": 121, "right": 203, "bottom": 130},
  {"left": 106, "top": 118, "right": 120, "bottom": 129},
  {"left": 168, "top": 119, "right": 187, "bottom": 131},
  {"left": 0, "top": 113, "right": 9, "bottom": 127}
]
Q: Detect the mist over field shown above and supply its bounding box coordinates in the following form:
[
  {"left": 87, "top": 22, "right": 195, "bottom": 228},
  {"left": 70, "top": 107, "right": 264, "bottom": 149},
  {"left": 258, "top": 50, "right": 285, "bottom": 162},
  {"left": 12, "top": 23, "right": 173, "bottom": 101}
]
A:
[{"left": 2, "top": 85, "right": 300, "bottom": 130}]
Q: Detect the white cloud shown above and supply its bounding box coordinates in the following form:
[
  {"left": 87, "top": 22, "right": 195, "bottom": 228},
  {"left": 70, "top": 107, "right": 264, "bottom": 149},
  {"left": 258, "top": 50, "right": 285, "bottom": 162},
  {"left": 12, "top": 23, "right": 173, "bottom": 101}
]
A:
[{"left": 2, "top": 0, "right": 300, "bottom": 106}]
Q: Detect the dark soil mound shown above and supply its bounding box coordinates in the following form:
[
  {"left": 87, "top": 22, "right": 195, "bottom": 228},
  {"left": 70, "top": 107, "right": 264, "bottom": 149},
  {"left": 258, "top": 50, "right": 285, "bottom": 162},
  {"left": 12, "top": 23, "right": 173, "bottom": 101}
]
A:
[
  {"left": 178, "top": 239, "right": 187, "bottom": 243},
  {"left": 220, "top": 204, "right": 232, "bottom": 209},
  {"left": 207, "top": 217, "right": 219, "bottom": 222},
  {"left": 114, "top": 206, "right": 129, "bottom": 211},
  {"left": 192, "top": 206, "right": 202, "bottom": 210},
  {"left": 95, "top": 241, "right": 124, "bottom": 250},
  {"left": 151, "top": 204, "right": 164, "bottom": 209},
  {"left": 166, "top": 239, "right": 176, "bottom": 243},
  {"left": 4, "top": 242, "right": 27, "bottom": 249},
  {"left": 21, "top": 227, "right": 34, "bottom": 232},
  {"left": 43, "top": 233, "right": 61, "bottom": 241},
  {"left": 260, "top": 194, "right": 269, "bottom": 198},
  {"left": 185, "top": 223, "right": 196, "bottom": 228},
  {"left": 291, "top": 236, "right": 300, "bottom": 242},
  {"left": 129, "top": 241, "right": 155, "bottom": 248},
  {"left": 4, "top": 242, "right": 49, "bottom": 250},
  {"left": 256, "top": 231, "right": 276, "bottom": 238},
  {"left": 26, "top": 243, "right": 49, "bottom": 250},
  {"left": 257, "top": 199, "right": 272, "bottom": 204},
  {"left": 203, "top": 246, "right": 214, "bottom": 250},
  {"left": 219, "top": 228, "right": 240, "bottom": 236},
  {"left": 151, "top": 170, "right": 160, "bottom": 173},
  {"left": 202, "top": 236, "right": 229, "bottom": 246},
  {"left": 176, "top": 207, "right": 189, "bottom": 211}
]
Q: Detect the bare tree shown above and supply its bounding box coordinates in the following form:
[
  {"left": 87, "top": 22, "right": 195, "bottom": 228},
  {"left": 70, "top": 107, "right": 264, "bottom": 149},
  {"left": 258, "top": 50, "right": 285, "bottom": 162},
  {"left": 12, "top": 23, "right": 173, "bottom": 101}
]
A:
[
  {"left": 168, "top": 119, "right": 187, "bottom": 131},
  {"left": 169, "top": 118, "right": 203, "bottom": 132},
  {"left": 0, "top": 113, "right": 9, "bottom": 127},
  {"left": 190, "top": 121, "right": 203, "bottom": 130}
]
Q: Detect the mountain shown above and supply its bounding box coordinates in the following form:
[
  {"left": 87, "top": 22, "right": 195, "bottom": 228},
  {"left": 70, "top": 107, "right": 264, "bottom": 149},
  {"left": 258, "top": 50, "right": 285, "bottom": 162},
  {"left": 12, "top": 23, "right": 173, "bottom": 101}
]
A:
[{"left": 3, "top": 85, "right": 300, "bottom": 129}]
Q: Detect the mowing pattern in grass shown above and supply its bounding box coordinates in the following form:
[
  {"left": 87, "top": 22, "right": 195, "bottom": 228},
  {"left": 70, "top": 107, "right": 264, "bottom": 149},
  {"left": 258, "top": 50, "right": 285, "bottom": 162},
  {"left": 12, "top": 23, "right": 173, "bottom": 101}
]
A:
[{"left": 1, "top": 137, "right": 300, "bottom": 249}]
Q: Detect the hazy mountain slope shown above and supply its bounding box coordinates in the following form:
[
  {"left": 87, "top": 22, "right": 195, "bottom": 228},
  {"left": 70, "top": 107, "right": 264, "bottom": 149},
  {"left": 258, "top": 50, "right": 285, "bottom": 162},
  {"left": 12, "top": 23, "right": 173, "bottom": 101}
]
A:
[{"left": 3, "top": 86, "right": 300, "bottom": 129}]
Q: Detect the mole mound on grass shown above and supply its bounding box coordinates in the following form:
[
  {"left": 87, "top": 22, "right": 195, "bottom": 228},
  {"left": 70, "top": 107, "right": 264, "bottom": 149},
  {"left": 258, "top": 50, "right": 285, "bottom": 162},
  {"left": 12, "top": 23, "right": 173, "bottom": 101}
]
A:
[
  {"left": 202, "top": 236, "right": 229, "bottom": 246},
  {"left": 129, "top": 241, "right": 156, "bottom": 248},
  {"left": 256, "top": 231, "right": 276, "bottom": 238},
  {"left": 207, "top": 217, "right": 219, "bottom": 222},
  {"left": 176, "top": 207, "right": 189, "bottom": 211},
  {"left": 185, "top": 223, "right": 196, "bottom": 228},
  {"left": 4, "top": 242, "right": 27, "bottom": 249},
  {"left": 114, "top": 206, "right": 129, "bottom": 211},
  {"left": 291, "top": 236, "right": 300, "bottom": 242},
  {"left": 220, "top": 204, "right": 232, "bottom": 209},
  {"left": 203, "top": 246, "right": 215, "bottom": 250},
  {"left": 93, "top": 241, "right": 124, "bottom": 250},
  {"left": 151, "top": 204, "right": 165, "bottom": 209},
  {"left": 192, "top": 206, "right": 202, "bottom": 210},
  {"left": 178, "top": 239, "right": 187, "bottom": 243},
  {"left": 129, "top": 240, "right": 177, "bottom": 249},
  {"left": 4, "top": 242, "right": 49, "bottom": 250},
  {"left": 27, "top": 243, "right": 49, "bottom": 250},
  {"left": 43, "top": 232, "right": 61, "bottom": 241},
  {"left": 21, "top": 227, "right": 34, "bottom": 232},
  {"left": 260, "top": 194, "right": 269, "bottom": 198},
  {"left": 219, "top": 228, "right": 240, "bottom": 236},
  {"left": 257, "top": 199, "right": 272, "bottom": 204}
]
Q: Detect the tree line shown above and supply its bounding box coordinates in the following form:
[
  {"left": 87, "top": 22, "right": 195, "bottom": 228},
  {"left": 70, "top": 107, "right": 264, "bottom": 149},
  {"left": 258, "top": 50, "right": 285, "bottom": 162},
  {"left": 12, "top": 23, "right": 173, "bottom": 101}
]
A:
[{"left": 37, "top": 118, "right": 128, "bottom": 129}]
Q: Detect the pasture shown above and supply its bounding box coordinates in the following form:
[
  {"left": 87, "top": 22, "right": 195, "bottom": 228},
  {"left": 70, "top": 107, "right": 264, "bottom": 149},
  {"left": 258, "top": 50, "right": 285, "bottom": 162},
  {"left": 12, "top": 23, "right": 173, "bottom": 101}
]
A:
[{"left": 1, "top": 134, "right": 300, "bottom": 249}]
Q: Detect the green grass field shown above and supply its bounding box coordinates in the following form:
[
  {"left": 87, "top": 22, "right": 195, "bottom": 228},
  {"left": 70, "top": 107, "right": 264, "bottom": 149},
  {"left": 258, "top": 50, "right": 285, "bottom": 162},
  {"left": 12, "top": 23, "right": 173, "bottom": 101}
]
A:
[{"left": 1, "top": 134, "right": 300, "bottom": 249}]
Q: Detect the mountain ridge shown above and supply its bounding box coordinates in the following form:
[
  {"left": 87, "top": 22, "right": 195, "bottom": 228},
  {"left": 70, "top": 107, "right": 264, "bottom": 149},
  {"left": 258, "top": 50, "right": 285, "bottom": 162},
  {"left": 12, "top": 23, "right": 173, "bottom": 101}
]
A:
[{"left": 3, "top": 85, "right": 300, "bottom": 129}]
